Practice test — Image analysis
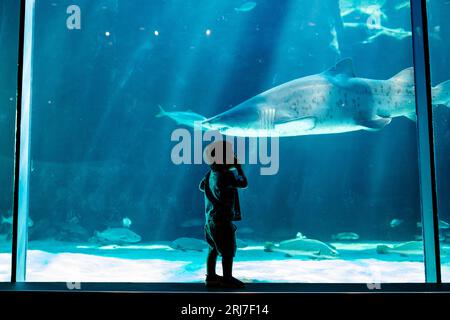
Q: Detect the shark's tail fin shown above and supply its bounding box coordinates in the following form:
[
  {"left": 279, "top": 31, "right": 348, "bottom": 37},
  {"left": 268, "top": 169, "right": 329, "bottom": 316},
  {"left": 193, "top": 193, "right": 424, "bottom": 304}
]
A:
[
  {"left": 432, "top": 80, "right": 450, "bottom": 108},
  {"left": 156, "top": 105, "right": 207, "bottom": 129}
]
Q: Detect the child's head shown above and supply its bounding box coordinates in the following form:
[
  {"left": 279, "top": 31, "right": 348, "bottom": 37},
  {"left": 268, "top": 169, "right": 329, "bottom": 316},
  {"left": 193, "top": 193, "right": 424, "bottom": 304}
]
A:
[{"left": 204, "top": 140, "right": 237, "bottom": 171}]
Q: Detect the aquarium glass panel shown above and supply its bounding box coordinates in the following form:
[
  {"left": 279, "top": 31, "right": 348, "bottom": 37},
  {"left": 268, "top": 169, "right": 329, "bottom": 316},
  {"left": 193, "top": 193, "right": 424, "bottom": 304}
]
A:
[
  {"left": 426, "top": 0, "right": 450, "bottom": 282},
  {"left": 0, "top": 0, "right": 21, "bottom": 281},
  {"left": 24, "top": 0, "right": 426, "bottom": 282}
]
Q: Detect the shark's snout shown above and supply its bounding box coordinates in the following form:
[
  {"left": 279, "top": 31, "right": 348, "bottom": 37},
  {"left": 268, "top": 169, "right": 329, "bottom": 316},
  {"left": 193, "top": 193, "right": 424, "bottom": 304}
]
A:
[
  {"left": 202, "top": 115, "right": 229, "bottom": 131},
  {"left": 204, "top": 100, "right": 265, "bottom": 131}
]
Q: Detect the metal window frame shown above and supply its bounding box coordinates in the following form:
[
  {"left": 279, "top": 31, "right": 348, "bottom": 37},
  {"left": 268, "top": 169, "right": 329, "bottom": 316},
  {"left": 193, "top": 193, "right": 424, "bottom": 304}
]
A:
[
  {"left": 410, "top": 0, "right": 442, "bottom": 283},
  {"left": 8, "top": 0, "right": 443, "bottom": 284},
  {"left": 11, "top": 0, "right": 34, "bottom": 282}
]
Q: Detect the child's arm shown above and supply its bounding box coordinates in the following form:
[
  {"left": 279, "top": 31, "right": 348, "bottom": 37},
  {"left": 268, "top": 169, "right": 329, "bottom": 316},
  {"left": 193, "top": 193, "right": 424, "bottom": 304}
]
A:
[
  {"left": 199, "top": 177, "right": 206, "bottom": 192},
  {"left": 229, "top": 164, "right": 248, "bottom": 189}
]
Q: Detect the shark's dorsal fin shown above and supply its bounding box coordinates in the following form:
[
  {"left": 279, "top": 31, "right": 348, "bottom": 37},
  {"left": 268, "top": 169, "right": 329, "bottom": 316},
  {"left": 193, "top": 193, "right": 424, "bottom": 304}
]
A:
[
  {"left": 323, "top": 58, "right": 355, "bottom": 78},
  {"left": 390, "top": 67, "right": 414, "bottom": 82}
]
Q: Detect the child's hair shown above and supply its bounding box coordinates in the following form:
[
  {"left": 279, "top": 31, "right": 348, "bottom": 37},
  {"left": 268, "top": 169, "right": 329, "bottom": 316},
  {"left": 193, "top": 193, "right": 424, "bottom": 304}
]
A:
[{"left": 204, "top": 140, "right": 236, "bottom": 171}]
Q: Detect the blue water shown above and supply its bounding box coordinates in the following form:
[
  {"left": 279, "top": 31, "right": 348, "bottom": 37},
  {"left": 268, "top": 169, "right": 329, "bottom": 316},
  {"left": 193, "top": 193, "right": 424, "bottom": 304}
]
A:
[{"left": 1, "top": 0, "right": 450, "bottom": 282}]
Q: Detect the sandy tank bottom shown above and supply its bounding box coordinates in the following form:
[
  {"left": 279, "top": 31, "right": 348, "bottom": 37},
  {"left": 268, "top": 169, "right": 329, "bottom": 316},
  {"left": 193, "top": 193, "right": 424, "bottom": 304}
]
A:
[{"left": 1, "top": 239, "right": 450, "bottom": 283}]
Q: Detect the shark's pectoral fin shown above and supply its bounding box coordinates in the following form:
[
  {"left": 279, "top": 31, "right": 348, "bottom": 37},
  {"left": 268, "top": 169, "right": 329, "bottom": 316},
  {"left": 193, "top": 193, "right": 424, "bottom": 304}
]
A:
[
  {"left": 404, "top": 113, "right": 417, "bottom": 122},
  {"left": 358, "top": 117, "right": 392, "bottom": 131},
  {"left": 275, "top": 117, "right": 316, "bottom": 133}
]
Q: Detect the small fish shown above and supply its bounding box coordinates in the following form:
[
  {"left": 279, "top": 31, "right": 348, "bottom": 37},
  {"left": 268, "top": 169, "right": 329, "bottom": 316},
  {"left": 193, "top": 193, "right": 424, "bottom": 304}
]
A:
[
  {"left": 1, "top": 215, "right": 34, "bottom": 227},
  {"left": 417, "top": 220, "right": 450, "bottom": 229},
  {"left": 170, "top": 237, "right": 208, "bottom": 251},
  {"left": 156, "top": 105, "right": 206, "bottom": 128},
  {"left": 329, "top": 26, "right": 340, "bottom": 55},
  {"left": 234, "top": 1, "right": 257, "bottom": 12},
  {"left": 93, "top": 228, "right": 141, "bottom": 244},
  {"left": 122, "top": 217, "right": 132, "bottom": 228},
  {"left": 390, "top": 219, "right": 404, "bottom": 228},
  {"left": 264, "top": 237, "right": 338, "bottom": 258},
  {"left": 236, "top": 238, "right": 248, "bottom": 248},
  {"left": 331, "top": 232, "right": 360, "bottom": 241},
  {"left": 439, "top": 220, "right": 450, "bottom": 229},
  {"left": 415, "top": 234, "right": 445, "bottom": 242},
  {"left": 376, "top": 241, "right": 424, "bottom": 256},
  {"left": 180, "top": 218, "right": 204, "bottom": 228},
  {"left": 1, "top": 216, "right": 12, "bottom": 225},
  {"left": 395, "top": 1, "right": 410, "bottom": 10}
]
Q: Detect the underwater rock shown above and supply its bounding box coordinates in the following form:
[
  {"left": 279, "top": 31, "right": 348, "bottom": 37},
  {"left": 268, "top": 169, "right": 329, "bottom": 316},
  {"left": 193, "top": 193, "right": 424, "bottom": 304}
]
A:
[
  {"left": 234, "top": 2, "right": 257, "bottom": 12},
  {"left": 264, "top": 235, "right": 338, "bottom": 259},
  {"left": 376, "top": 241, "right": 423, "bottom": 256},
  {"left": 331, "top": 232, "right": 359, "bottom": 241},
  {"left": 91, "top": 227, "right": 142, "bottom": 244},
  {"left": 170, "top": 237, "right": 208, "bottom": 252}
]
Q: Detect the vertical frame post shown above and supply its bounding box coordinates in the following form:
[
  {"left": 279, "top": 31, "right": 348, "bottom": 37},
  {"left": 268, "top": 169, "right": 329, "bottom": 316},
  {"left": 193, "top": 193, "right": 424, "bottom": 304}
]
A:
[
  {"left": 410, "top": 0, "right": 441, "bottom": 283},
  {"left": 11, "top": 0, "right": 35, "bottom": 282}
]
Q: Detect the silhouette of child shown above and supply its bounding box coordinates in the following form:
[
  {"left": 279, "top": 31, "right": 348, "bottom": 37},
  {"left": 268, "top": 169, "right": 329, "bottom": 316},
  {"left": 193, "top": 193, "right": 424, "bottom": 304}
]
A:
[{"left": 199, "top": 141, "right": 247, "bottom": 288}]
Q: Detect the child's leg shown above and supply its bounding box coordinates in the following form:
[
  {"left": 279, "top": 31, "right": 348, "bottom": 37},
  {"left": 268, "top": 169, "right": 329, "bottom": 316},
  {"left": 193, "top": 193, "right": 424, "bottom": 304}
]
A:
[
  {"left": 222, "top": 256, "right": 233, "bottom": 279},
  {"left": 206, "top": 247, "right": 218, "bottom": 276}
]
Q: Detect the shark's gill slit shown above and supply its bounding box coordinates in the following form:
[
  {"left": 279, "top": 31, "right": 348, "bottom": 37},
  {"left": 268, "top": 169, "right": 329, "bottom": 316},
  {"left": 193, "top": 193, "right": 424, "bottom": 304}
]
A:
[{"left": 261, "top": 108, "right": 275, "bottom": 133}]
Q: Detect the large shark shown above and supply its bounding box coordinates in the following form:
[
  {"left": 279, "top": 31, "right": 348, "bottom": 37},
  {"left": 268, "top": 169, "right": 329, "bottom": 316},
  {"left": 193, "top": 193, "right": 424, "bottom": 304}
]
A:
[{"left": 159, "top": 59, "right": 450, "bottom": 137}]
